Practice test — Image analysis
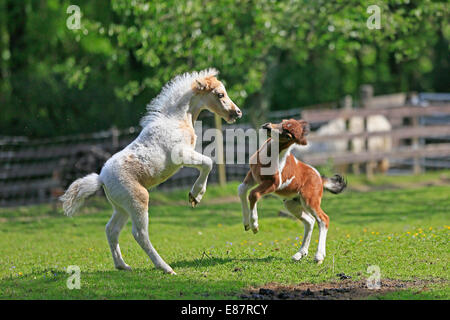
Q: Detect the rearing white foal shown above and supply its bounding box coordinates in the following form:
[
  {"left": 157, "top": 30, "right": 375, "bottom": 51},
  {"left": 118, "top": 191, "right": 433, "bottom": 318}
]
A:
[{"left": 60, "top": 68, "right": 241, "bottom": 274}]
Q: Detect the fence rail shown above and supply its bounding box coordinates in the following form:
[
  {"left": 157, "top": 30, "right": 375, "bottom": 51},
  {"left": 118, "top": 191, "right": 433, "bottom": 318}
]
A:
[
  {"left": 302, "top": 104, "right": 450, "bottom": 123},
  {"left": 307, "top": 125, "right": 450, "bottom": 142},
  {"left": 1, "top": 90, "right": 450, "bottom": 207},
  {"left": 303, "top": 143, "right": 450, "bottom": 166}
]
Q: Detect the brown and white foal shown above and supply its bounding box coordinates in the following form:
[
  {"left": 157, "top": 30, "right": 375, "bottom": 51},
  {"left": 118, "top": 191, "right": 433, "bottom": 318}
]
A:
[{"left": 238, "top": 119, "right": 346, "bottom": 264}]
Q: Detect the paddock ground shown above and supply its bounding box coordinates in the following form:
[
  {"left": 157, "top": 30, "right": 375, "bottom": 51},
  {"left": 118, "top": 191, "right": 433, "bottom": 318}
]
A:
[{"left": 0, "top": 171, "right": 449, "bottom": 300}]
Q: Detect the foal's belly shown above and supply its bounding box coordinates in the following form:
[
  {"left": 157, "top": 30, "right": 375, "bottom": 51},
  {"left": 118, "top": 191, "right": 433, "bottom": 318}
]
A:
[
  {"left": 275, "top": 189, "right": 299, "bottom": 199},
  {"left": 101, "top": 147, "right": 182, "bottom": 190},
  {"left": 129, "top": 156, "right": 182, "bottom": 189},
  {"left": 145, "top": 164, "right": 182, "bottom": 188}
]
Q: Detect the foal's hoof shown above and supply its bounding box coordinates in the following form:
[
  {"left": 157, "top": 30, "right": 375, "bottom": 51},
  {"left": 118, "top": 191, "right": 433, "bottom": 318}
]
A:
[
  {"left": 252, "top": 227, "right": 259, "bottom": 234},
  {"left": 292, "top": 251, "right": 307, "bottom": 261},
  {"left": 244, "top": 225, "right": 250, "bottom": 231},
  {"left": 116, "top": 264, "right": 132, "bottom": 271},
  {"left": 314, "top": 254, "right": 325, "bottom": 265},
  {"left": 158, "top": 266, "right": 177, "bottom": 275},
  {"left": 189, "top": 192, "right": 199, "bottom": 208}
]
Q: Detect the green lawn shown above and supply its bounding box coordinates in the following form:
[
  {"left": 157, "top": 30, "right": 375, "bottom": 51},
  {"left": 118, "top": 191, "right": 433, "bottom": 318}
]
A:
[{"left": 0, "top": 172, "right": 449, "bottom": 299}]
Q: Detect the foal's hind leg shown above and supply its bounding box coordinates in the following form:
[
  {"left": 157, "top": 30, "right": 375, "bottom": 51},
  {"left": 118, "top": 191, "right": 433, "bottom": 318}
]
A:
[
  {"left": 106, "top": 206, "right": 131, "bottom": 270},
  {"left": 305, "top": 202, "right": 329, "bottom": 264},
  {"left": 284, "top": 199, "right": 315, "bottom": 261},
  {"left": 123, "top": 184, "right": 175, "bottom": 274}
]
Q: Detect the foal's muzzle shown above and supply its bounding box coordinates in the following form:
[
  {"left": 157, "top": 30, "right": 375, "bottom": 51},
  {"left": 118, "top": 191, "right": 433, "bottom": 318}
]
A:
[{"left": 228, "top": 107, "right": 242, "bottom": 122}]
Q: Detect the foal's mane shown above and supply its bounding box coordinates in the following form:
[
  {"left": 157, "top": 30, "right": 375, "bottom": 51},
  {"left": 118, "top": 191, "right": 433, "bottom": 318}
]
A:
[{"left": 140, "top": 68, "right": 219, "bottom": 127}]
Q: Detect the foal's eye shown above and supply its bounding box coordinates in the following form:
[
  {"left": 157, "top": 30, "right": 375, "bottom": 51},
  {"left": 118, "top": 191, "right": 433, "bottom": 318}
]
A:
[
  {"left": 283, "top": 129, "right": 293, "bottom": 137},
  {"left": 217, "top": 93, "right": 224, "bottom": 99}
]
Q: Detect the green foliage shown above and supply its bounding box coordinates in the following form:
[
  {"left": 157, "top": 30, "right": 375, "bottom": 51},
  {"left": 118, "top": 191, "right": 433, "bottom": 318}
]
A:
[
  {"left": 316, "top": 158, "right": 335, "bottom": 178},
  {"left": 0, "top": 0, "right": 448, "bottom": 137}
]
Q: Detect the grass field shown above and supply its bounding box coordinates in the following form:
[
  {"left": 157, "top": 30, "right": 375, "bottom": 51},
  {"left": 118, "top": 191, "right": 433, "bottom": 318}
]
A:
[{"left": 0, "top": 171, "right": 449, "bottom": 299}]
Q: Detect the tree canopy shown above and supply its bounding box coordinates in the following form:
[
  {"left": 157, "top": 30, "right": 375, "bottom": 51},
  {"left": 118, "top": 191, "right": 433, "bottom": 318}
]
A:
[{"left": 0, "top": 0, "right": 448, "bottom": 137}]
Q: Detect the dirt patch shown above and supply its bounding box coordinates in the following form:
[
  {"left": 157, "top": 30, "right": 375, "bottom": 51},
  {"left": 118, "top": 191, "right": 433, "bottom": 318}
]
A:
[{"left": 241, "top": 278, "right": 445, "bottom": 300}]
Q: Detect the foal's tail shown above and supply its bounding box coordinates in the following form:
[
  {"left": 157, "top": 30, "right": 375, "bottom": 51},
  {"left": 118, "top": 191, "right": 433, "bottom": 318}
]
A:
[
  {"left": 60, "top": 173, "right": 102, "bottom": 217},
  {"left": 322, "top": 174, "right": 347, "bottom": 194}
]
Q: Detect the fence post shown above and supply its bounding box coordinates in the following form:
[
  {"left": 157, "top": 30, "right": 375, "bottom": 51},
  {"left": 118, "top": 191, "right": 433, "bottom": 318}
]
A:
[
  {"left": 343, "top": 95, "right": 360, "bottom": 175},
  {"left": 214, "top": 114, "right": 227, "bottom": 186},
  {"left": 110, "top": 126, "right": 119, "bottom": 150},
  {"left": 360, "top": 85, "right": 373, "bottom": 108},
  {"left": 360, "top": 85, "right": 374, "bottom": 179},
  {"left": 411, "top": 116, "right": 422, "bottom": 174}
]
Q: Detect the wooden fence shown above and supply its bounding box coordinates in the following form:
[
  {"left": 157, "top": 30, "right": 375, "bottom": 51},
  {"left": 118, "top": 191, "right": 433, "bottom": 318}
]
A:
[
  {"left": 0, "top": 127, "right": 136, "bottom": 207},
  {"left": 1, "top": 90, "right": 449, "bottom": 207},
  {"left": 302, "top": 104, "right": 450, "bottom": 175}
]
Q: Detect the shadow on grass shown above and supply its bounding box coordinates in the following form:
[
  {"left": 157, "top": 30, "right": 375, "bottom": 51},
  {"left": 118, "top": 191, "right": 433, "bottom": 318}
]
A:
[
  {"left": 0, "top": 254, "right": 286, "bottom": 299},
  {"left": 2, "top": 268, "right": 446, "bottom": 300},
  {"left": 0, "top": 268, "right": 249, "bottom": 300},
  {"left": 170, "top": 255, "right": 281, "bottom": 269}
]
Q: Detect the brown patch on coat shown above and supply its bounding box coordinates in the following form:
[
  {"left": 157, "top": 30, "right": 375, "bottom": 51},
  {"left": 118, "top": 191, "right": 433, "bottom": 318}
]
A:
[
  {"left": 275, "top": 155, "right": 323, "bottom": 200},
  {"left": 122, "top": 154, "right": 154, "bottom": 190},
  {"left": 179, "top": 118, "right": 197, "bottom": 146},
  {"left": 192, "top": 75, "right": 221, "bottom": 93},
  {"left": 275, "top": 154, "right": 329, "bottom": 227},
  {"left": 132, "top": 183, "right": 149, "bottom": 210}
]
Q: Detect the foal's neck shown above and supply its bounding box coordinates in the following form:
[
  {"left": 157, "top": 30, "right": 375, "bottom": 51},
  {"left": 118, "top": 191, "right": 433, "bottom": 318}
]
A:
[{"left": 185, "top": 94, "right": 205, "bottom": 126}]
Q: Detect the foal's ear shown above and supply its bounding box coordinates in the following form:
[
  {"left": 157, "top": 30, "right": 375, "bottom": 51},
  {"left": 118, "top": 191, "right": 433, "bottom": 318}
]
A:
[
  {"left": 300, "top": 120, "right": 310, "bottom": 136},
  {"left": 192, "top": 76, "right": 221, "bottom": 93},
  {"left": 193, "top": 79, "right": 208, "bottom": 92},
  {"left": 283, "top": 119, "right": 309, "bottom": 145}
]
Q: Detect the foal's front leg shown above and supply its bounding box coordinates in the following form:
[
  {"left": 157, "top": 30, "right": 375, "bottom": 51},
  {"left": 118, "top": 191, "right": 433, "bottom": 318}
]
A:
[
  {"left": 180, "top": 148, "right": 213, "bottom": 207},
  {"left": 238, "top": 171, "right": 255, "bottom": 231},
  {"left": 248, "top": 181, "right": 276, "bottom": 233}
]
